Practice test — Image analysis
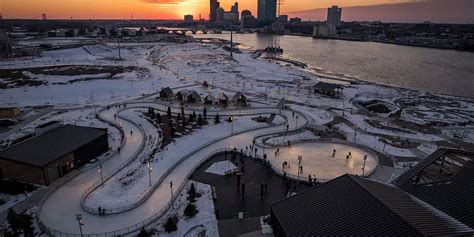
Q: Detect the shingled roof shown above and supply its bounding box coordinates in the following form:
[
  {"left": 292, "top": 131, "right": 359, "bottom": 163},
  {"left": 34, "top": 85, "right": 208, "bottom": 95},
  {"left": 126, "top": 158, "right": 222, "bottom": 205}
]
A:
[
  {"left": 271, "top": 174, "right": 474, "bottom": 236},
  {"left": 0, "top": 124, "right": 107, "bottom": 167},
  {"left": 393, "top": 148, "right": 474, "bottom": 229}
]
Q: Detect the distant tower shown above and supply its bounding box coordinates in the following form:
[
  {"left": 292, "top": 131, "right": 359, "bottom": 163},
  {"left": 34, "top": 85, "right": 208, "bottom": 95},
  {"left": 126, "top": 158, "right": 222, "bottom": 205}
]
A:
[
  {"left": 257, "top": 0, "right": 277, "bottom": 23},
  {"left": 327, "top": 6, "right": 342, "bottom": 26},
  {"left": 42, "top": 14, "right": 47, "bottom": 20},
  {"left": 277, "top": 0, "right": 284, "bottom": 16},
  {"left": 210, "top": 0, "right": 220, "bottom": 21}
]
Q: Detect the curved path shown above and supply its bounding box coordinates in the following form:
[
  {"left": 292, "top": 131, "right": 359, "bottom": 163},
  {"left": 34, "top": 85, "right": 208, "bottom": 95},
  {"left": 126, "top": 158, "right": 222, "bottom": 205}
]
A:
[{"left": 38, "top": 102, "right": 308, "bottom": 235}]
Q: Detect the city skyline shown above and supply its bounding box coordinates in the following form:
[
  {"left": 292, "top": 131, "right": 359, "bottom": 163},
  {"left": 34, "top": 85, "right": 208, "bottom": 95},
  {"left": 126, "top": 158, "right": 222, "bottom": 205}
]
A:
[{"left": 1, "top": 0, "right": 473, "bottom": 23}]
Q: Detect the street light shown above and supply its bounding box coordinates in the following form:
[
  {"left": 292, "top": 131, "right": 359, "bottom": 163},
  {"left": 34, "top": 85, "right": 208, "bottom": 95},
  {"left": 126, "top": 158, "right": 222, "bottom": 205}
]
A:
[
  {"left": 295, "top": 115, "right": 299, "bottom": 129},
  {"left": 362, "top": 155, "right": 368, "bottom": 176},
  {"left": 75, "top": 214, "right": 84, "bottom": 237},
  {"left": 353, "top": 125, "right": 358, "bottom": 143},
  {"left": 297, "top": 155, "right": 303, "bottom": 185},
  {"left": 98, "top": 165, "right": 103, "bottom": 186},
  {"left": 147, "top": 161, "right": 152, "bottom": 187},
  {"left": 170, "top": 181, "right": 174, "bottom": 202}
]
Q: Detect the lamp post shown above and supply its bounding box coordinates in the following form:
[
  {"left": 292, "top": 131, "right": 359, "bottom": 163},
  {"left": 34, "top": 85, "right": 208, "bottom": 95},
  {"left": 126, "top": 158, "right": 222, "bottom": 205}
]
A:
[
  {"left": 342, "top": 100, "right": 345, "bottom": 116},
  {"left": 295, "top": 115, "right": 299, "bottom": 129},
  {"left": 170, "top": 181, "right": 174, "bottom": 204},
  {"left": 75, "top": 214, "right": 84, "bottom": 237},
  {"left": 147, "top": 161, "right": 152, "bottom": 187},
  {"left": 297, "top": 155, "right": 303, "bottom": 185},
  {"left": 362, "top": 155, "right": 368, "bottom": 176},
  {"left": 230, "top": 23, "right": 233, "bottom": 57},
  {"left": 353, "top": 125, "right": 358, "bottom": 143},
  {"left": 98, "top": 165, "right": 103, "bottom": 186}
]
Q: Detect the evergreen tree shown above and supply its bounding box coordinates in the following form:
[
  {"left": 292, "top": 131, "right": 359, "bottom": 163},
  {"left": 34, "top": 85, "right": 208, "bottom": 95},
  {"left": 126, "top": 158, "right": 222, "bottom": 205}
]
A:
[
  {"left": 189, "top": 113, "right": 194, "bottom": 123},
  {"left": 170, "top": 126, "right": 176, "bottom": 137},
  {"left": 188, "top": 183, "right": 197, "bottom": 202},
  {"left": 203, "top": 107, "right": 207, "bottom": 121},
  {"left": 177, "top": 113, "right": 181, "bottom": 121},
  {"left": 215, "top": 113, "right": 220, "bottom": 124},
  {"left": 167, "top": 106, "right": 172, "bottom": 119},
  {"left": 156, "top": 112, "right": 161, "bottom": 124},
  {"left": 163, "top": 217, "right": 177, "bottom": 233},
  {"left": 198, "top": 114, "right": 203, "bottom": 126},
  {"left": 184, "top": 203, "right": 198, "bottom": 218},
  {"left": 6, "top": 208, "right": 19, "bottom": 235},
  {"left": 192, "top": 111, "right": 197, "bottom": 119}
]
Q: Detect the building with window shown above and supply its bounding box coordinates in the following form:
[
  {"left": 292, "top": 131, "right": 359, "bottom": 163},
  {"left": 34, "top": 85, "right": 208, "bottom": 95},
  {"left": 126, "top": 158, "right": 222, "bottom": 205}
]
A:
[
  {"left": 257, "top": 0, "right": 277, "bottom": 24},
  {"left": 327, "top": 5, "right": 342, "bottom": 27},
  {"left": 0, "top": 124, "right": 109, "bottom": 185}
]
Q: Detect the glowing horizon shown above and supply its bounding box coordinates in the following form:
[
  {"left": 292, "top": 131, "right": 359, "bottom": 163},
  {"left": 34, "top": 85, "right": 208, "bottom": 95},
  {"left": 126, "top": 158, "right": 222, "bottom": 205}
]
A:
[{"left": 1, "top": 0, "right": 472, "bottom": 23}]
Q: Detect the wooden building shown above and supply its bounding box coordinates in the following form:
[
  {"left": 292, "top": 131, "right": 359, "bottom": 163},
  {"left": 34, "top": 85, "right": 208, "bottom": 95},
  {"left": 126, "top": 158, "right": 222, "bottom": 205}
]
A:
[
  {"left": 0, "top": 124, "right": 108, "bottom": 185},
  {"left": 0, "top": 107, "right": 21, "bottom": 118}
]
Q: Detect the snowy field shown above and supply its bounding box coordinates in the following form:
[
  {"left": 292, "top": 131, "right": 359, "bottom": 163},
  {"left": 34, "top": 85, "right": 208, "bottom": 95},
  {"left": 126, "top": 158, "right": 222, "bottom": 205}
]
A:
[
  {"left": 0, "top": 36, "right": 472, "bottom": 236},
  {"left": 147, "top": 181, "right": 218, "bottom": 237}
]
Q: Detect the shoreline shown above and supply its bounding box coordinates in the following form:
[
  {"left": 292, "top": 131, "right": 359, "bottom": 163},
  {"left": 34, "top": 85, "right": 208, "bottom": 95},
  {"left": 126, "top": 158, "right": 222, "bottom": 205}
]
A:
[
  {"left": 195, "top": 37, "right": 474, "bottom": 100},
  {"left": 270, "top": 32, "right": 473, "bottom": 52}
]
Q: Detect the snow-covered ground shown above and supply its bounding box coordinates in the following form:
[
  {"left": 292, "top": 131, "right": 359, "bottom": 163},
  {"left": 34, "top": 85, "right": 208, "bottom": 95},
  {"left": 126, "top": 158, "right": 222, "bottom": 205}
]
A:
[
  {"left": 146, "top": 181, "right": 218, "bottom": 237},
  {"left": 1, "top": 36, "right": 472, "bottom": 235},
  {"left": 205, "top": 160, "right": 238, "bottom": 176},
  {"left": 84, "top": 113, "right": 268, "bottom": 211}
]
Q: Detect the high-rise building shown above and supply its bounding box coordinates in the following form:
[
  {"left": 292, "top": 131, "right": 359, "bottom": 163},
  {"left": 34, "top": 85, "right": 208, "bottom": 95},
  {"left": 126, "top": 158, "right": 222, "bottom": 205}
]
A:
[
  {"left": 184, "top": 14, "right": 193, "bottom": 22},
  {"left": 231, "top": 2, "right": 238, "bottom": 13},
  {"left": 216, "top": 7, "right": 224, "bottom": 22},
  {"left": 257, "top": 0, "right": 277, "bottom": 23},
  {"left": 210, "top": 0, "right": 220, "bottom": 21},
  {"left": 327, "top": 6, "right": 342, "bottom": 26},
  {"left": 241, "top": 10, "right": 258, "bottom": 28}
]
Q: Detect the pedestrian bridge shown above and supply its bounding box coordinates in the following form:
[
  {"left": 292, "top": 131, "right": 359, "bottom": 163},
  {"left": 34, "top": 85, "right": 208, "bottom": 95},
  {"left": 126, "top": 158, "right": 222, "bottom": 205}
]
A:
[{"left": 169, "top": 28, "right": 222, "bottom": 35}]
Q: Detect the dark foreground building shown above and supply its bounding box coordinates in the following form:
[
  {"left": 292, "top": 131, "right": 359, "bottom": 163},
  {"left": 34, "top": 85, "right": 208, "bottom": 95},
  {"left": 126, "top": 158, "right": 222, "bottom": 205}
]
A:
[
  {"left": 270, "top": 174, "right": 474, "bottom": 236},
  {"left": 0, "top": 124, "right": 108, "bottom": 185},
  {"left": 394, "top": 148, "right": 474, "bottom": 229}
]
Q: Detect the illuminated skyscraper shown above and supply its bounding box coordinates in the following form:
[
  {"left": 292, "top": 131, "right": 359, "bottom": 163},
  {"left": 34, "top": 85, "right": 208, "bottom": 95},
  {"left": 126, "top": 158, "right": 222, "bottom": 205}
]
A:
[
  {"left": 327, "top": 6, "right": 342, "bottom": 26},
  {"left": 257, "top": 0, "right": 277, "bottom": 23}
]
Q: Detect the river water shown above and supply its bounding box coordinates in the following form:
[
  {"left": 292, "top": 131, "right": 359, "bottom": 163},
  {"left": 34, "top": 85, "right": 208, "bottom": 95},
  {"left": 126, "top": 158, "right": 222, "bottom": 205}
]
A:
[{"left": 193, "top": 33, "right": 474, "bottom": 98}]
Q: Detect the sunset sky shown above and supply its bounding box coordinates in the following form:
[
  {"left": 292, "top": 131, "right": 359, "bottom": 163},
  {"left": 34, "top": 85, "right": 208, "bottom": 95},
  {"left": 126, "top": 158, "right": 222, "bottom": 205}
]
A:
[{"left": 1, "top": 0, "right": 472, "bottom": 23}]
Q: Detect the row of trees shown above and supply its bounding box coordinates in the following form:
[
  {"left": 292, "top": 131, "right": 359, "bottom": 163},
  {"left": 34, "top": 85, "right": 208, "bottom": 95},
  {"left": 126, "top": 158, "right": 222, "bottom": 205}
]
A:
[
  {"left": 4, "top": 209, "right": 34, "bottom": 237},
  {"left": 148, "top": 106, "right": 225, "bottom": 127},
  {"left": 163, "top": 183, "right": 201, "bottom": 233}
]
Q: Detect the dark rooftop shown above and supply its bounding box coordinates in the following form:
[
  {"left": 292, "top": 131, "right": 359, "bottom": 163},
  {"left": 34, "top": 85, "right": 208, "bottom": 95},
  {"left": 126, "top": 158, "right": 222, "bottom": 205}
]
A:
[
  {"left": 271, "top": 174, "right": 474, "bottom": 236},
  {"left": 394, "top": 148, "right": 474, "bottom": 229},
  {"left": 313, "top": 82, "right": 341, "bottom": 91},
  {"left": 0, "top": 124, "right": 107, "bottom": 167}
]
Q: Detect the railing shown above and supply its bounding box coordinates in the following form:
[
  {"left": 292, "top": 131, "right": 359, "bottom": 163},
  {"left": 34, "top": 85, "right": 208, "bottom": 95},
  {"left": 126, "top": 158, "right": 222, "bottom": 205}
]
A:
[
  {"left": 83, "top": 108, "right": 289, "bottom": 215},
  {"left": 38, "top": 105, "right": 316, "bottom": 236},
  {"left": 81, "top": 108, "right": 148, "bottom": 214}
]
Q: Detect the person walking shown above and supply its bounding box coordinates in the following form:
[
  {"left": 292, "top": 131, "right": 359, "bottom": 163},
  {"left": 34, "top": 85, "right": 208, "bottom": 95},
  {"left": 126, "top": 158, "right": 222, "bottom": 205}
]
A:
[
  {"left": 98, "top": 207, "right": 102, "bottom": 216},
  {"left": 130, "top": 130, "right": 133, "bottom": 137},
  {"left": 332, "top": 149, "right": 336, "bottom": 157}
]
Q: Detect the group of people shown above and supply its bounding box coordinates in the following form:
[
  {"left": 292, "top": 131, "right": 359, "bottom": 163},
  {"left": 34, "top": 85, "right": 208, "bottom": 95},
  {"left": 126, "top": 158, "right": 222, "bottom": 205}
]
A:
[
  {"left": 97, "top": 206, "right": 106, "bottom": 216},
  {"left": 274, "top": 148, "right": 280, "bottom": 157},
  {"left": 332, "top": 149, "right": 353, "bottom": 160}
]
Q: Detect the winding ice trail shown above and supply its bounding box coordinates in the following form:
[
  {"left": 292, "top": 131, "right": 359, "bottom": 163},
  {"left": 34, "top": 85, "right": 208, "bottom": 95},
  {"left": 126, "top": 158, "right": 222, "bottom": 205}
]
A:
[{"left": 38, "top": 102, "right": 308, "bottom": 235}]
